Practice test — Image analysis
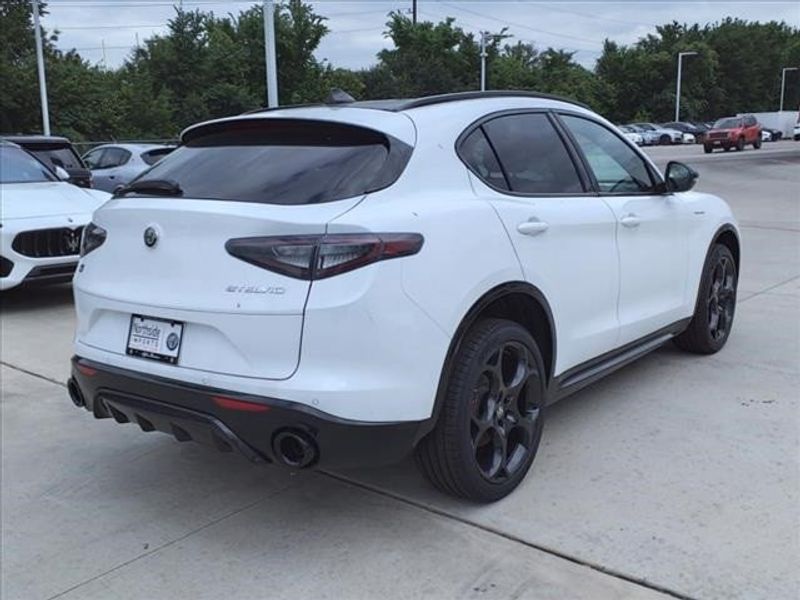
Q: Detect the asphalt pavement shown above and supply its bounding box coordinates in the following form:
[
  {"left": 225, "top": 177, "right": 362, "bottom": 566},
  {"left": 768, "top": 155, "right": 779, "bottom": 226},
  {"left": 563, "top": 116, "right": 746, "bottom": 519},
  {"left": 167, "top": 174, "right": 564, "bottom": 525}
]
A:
[{"left": 2, "top": 141, "right": 798, "bottom": 600}]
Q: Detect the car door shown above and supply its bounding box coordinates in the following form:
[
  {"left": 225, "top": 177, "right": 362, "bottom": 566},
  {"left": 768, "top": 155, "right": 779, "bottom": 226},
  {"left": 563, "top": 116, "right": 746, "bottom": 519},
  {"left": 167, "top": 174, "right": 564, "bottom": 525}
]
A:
[
  {"left": 86, "top": 147, "right": 131, "bottom": 191},
  {"left": 558, "top": 113, "right": 690, "bottom": 345},
  {"left": 460, "top": 111, "right": 620, "bottom": 374},
  {"left": 743, "top": 115, "right": 759, "bottom": 143}
]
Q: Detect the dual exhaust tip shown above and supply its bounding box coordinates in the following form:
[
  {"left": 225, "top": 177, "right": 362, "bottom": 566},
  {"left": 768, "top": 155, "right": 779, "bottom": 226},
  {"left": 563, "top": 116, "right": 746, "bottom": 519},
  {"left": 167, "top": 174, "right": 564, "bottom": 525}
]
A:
[{"left": 272, "top": 429, "right": 319, "bottom": 469}]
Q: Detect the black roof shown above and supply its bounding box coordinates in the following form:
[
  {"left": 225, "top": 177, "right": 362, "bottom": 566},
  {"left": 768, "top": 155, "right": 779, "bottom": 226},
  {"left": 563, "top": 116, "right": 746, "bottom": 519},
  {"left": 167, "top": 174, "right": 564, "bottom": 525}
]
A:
[{"left": 246, "top": 90, "right": 589, "bottom": 116}]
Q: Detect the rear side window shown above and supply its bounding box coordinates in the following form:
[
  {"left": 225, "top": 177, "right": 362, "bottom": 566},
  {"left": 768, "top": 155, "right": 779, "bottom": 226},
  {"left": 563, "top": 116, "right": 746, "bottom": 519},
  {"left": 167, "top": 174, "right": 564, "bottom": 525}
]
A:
[
  {"left": 132, "top": 120, "right": 409, "bottom": 205},
  {"left": 561, "top": 115, "right": 655, "bottom": 194},
  {"left": 100, "top": 147, "right": 131, "bottom": 168},
  {"left": 479, "top": 113, "right": 584, "bottom": 194},
  {"left": 141, "top": 148, "right": 174, "bottom": 166}
]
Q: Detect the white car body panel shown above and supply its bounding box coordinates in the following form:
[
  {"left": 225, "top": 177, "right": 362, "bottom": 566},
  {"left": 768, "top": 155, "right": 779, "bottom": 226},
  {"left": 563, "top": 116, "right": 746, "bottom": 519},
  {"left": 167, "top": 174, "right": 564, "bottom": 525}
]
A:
[
  {"left": 1, "top": 181, "right": 108, "bottom": 290},
  {"left": 73, "top": 97, "right": 739, "bottom": 422}
]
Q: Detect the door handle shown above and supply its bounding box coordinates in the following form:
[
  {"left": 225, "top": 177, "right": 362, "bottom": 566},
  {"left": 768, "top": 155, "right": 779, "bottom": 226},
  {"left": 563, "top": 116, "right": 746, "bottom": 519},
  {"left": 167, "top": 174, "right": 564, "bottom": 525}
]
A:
[
  {"left": 517, "top": 219, "right": 549, "bottom": 236},
  {"left": 620, "top": 214, "right": 641, "bottom": 228}
]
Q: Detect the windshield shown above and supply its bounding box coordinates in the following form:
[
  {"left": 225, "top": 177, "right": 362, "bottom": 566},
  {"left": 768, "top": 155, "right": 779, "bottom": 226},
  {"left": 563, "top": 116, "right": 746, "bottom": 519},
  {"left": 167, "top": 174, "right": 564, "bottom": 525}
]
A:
[
  {"left": 714, "top": 118, "right": 742, "bottom": 129},
  {"left": 131, "top": 120, "right": 404, "bottom": 205},
  {"left": 0, "top": 146, "right": 57, "bottom": 184},
  {"left": 28, "top": 146, "right": 83, "bottom": 170}
]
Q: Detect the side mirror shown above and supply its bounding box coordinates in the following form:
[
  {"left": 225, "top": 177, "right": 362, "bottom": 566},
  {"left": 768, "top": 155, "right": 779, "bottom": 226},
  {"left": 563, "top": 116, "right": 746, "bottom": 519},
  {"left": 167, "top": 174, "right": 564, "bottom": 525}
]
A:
[
  {"left": 54, "top": 166, "right": 71, "bottom": 181},
  {"left": 664, "top": 161, "right": 698, "bottom": 193}
]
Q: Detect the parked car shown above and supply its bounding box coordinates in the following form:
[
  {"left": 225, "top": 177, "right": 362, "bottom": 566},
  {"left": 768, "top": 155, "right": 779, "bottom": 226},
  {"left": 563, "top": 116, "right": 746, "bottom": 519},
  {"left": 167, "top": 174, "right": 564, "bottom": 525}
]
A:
[
  {"left": 703, "top": 115, "right": 762, "bottom": 153},
  {"left": 0, "top": 141, "right": 109, "bottom": 290},
  {"left": 3, "top": 135, "right": 93, "bottom": 188},
  {"left": 632, "top": 122, "right": 683, "bottom": 145},
  {"left": 661, "top": 121, "right": 704, "bottom": 144},
  {"left": 618, "top": 125, "right": 644, "bottom": 145},
  {"left": 82, "top": 143, "right": 175, "bottom": 192},
  {"left": 68, "top": 91, "right": 740, "bottom": 502},
  {"left": 623, "top": 124, "right": 659, "bottom": 145},
  {"left": 760, "top": 127, "right": 782, "bottom": 142}
]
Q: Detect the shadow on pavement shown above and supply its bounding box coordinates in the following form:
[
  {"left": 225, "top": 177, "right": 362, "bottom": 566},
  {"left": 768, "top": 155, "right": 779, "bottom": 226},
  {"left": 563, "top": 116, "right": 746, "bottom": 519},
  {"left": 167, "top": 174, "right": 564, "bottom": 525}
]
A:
[{"left": 0, "top": 283, "right": 74, "bottom": 313}]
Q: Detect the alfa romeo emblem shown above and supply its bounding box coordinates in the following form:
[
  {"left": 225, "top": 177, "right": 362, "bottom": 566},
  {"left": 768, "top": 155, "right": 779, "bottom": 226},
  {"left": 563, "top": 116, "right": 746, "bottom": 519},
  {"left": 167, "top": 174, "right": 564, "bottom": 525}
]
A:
[
  {"left": 143, "top": 226, "right": 158, "bottom": 248},
  {"left": 166, "top": 332, "right": 180, "bottom": 351}
]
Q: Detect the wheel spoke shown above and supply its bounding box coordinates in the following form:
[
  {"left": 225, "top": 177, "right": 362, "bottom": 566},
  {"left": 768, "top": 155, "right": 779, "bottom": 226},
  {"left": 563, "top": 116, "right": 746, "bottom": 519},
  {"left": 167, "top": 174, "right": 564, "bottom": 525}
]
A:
[{"left": 471, "top": 338, "right": 545, "bottom": 483}]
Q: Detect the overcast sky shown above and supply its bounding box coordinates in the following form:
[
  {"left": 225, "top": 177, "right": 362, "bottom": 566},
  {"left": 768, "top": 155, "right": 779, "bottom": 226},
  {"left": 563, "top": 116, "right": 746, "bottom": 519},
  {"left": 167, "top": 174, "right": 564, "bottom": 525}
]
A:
[{"left": 42, "top": 0, "right": 800, "bottom": 71}]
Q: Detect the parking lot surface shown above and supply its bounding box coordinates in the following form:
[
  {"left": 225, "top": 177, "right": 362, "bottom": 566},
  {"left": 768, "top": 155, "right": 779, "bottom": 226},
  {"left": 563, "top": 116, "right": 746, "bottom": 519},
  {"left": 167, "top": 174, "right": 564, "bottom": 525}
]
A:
[{"left": 2, "top": 143, "right": 799, "bottom": 600}]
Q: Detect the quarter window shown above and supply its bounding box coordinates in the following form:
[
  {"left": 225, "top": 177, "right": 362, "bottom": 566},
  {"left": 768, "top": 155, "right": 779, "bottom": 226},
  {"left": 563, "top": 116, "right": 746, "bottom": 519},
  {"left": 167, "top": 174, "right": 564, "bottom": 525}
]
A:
[
  {"left": 561, "top": 115, "right": 655, "bottom": 194},
  {"left": 83, "top": 148, "right": 104, "bottom": 169},
  {"left": 479, "top": 113, "right": 584, "bottom": 194},
  {"left": 459, "top": 128, "right": 508, "bottom": 190}
]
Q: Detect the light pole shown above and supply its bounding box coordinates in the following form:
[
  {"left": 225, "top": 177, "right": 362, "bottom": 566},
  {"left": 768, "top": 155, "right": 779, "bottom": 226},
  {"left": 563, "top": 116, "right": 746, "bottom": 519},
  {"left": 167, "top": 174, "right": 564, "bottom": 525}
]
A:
[
  {"left": 263, "top": 0, "right": 279, "bottom": 107},
  {"left": 675, "top": 51, "right": 697, "bottom": 122},
  {"left": 780, "top": 67, "right": 798, "bottom": 112},
  {"left": 32, "top": 0, "right": 50, "bottom": 135},
  {"left": 479, "top": 31, "right": 488, "bottom": 91}
]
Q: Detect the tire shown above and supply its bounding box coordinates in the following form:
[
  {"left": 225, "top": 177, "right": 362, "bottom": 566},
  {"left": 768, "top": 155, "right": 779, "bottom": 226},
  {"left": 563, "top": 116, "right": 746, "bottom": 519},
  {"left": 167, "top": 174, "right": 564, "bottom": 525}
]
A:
[
  {"left": 674, "top": 244, "right": 738, "bottom": 354},
  {"left": 753, "top": 137, "right": 762, "bottom": 149},
  {"left": 415, "top": 318, "right": 546, "bottom": 502},
  {"left": 659, "top": 134, "right": 671, "bottom": 145},
  {"left": 703, "top": 145, "right": 713, "bottom": 154},
  {"left": 736, "top": 137, "right": 745, "bottom": 151}
]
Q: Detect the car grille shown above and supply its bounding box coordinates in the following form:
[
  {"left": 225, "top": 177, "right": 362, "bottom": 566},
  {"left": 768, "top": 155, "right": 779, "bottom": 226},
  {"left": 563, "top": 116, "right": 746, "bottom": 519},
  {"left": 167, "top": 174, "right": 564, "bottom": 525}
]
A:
[
  {"left": 708, "top": 132, "right": 728, "bottom": 140},
  {"left": 12, "top": 227, "right": 84, "bottom": 258}
]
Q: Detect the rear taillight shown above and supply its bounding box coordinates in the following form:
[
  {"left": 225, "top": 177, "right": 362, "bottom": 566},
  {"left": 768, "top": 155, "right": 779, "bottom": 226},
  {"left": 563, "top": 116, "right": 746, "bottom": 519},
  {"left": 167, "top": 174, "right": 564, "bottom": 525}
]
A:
[
  {"left": 225, "top": 233, "right": 424, "bottom": 280},
  {"left": 80, "top": 222, "right": 106, "bottom": 257}
]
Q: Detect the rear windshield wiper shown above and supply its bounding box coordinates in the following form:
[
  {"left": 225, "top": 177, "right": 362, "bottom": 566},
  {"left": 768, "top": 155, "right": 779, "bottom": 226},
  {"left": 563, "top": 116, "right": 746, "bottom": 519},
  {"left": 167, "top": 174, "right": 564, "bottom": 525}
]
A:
[{"left": 115, "top": 179, "right": 183, "bottom": 197}]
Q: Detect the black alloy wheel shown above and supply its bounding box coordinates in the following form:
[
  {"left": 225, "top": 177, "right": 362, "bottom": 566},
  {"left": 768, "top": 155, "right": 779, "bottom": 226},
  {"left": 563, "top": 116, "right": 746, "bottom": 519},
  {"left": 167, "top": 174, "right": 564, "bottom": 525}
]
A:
[
  {"left": 470, "top": 341, "right": 541, "bottom": 483},
  {"left": 416, "top": 318, "right": 546, "bottom": 502},
  {"left": 707, "top": 254, "right": 736, "bottom": 343},
  {"left": 675, "top": 243, "right": 738, "bottom": 354}
]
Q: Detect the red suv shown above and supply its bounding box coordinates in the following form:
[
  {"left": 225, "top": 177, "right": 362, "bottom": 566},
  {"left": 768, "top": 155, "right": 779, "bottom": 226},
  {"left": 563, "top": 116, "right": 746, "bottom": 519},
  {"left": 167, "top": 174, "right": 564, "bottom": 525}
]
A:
[{"left": 704, "top": 115, "right": 762, "bottom": 153}]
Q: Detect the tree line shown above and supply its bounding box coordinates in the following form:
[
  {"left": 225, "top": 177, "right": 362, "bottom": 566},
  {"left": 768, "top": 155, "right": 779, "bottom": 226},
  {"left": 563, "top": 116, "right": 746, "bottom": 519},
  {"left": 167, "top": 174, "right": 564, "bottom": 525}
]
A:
[{"left": 2, "top": 0, "right": 799, "bottom": 142}]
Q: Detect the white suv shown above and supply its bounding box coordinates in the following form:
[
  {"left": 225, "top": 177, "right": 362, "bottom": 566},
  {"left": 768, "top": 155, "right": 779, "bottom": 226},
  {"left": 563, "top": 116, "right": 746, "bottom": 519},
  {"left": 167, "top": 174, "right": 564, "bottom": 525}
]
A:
[{"left": 69, "top": 92, "right": 740, "bottom": 502}]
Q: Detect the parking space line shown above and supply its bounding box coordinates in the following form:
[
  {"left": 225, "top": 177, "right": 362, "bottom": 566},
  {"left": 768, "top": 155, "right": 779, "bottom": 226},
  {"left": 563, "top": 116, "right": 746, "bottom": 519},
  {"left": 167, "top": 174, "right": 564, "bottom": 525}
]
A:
[
  {"left": 319, "top": 470, "right": 696, "bottom": 600},
  {"left": 0, "top": 361, "right": 66, "bottom": 388},
  {"left": 42, "top": 486, "right": 295, "bottom": 600},
  {"left": 737, "top": 274, "right": 800, "bottom": 304}
]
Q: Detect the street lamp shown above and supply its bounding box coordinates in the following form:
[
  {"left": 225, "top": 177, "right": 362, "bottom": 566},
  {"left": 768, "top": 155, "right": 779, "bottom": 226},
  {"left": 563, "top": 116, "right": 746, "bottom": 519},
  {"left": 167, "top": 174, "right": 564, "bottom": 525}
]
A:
[
  {"left": 675, "top": 51, "right": 698, "bottom": 122},
  {"left": 780, "top": 67, "right": 798, "bottom": 112}
]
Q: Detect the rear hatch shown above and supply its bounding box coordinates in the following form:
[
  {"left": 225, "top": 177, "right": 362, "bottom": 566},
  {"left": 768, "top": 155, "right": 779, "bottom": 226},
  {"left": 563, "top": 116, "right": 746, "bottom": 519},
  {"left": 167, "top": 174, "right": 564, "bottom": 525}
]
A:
[{"left": 75, "top": 112, "right": 414, "bottom": 380}]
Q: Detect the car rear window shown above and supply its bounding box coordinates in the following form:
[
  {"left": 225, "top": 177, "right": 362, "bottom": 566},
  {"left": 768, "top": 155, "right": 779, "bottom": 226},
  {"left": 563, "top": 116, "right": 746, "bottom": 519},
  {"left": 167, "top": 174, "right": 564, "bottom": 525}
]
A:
[
  {"left": 128, "top": 119, "right": 410, "bottom": 205},
  {"left": 27, "top": 146, "right": 84, "bottom": 170}
]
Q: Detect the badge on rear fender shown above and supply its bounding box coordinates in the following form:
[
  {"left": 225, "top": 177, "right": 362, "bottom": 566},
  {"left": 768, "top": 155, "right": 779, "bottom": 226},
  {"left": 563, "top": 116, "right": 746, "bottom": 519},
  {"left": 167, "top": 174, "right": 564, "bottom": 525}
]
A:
[{"left": 225, "top": 285, "right": 285, "bottom": 295}]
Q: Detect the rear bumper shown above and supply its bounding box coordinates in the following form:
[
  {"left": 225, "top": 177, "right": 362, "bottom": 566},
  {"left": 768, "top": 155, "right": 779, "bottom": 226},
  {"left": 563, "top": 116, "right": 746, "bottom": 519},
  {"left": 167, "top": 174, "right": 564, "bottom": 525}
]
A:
[{"left": 69, "top": 356, "right": 430, "bottom": 469}]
